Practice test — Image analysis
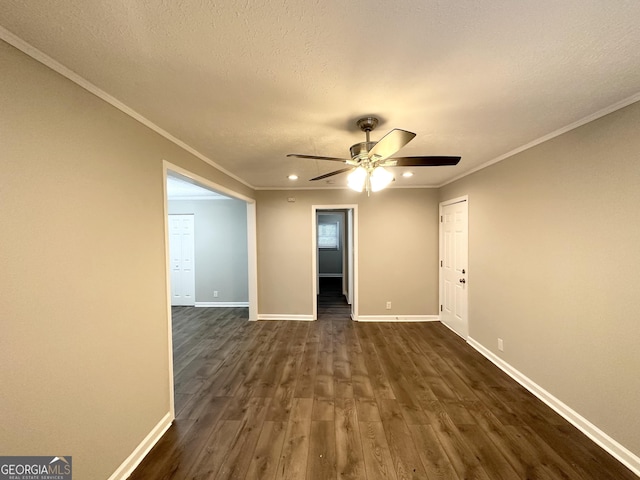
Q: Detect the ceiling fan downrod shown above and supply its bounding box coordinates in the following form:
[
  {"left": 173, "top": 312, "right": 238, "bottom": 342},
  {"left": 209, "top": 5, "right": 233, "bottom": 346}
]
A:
[
  {"left": 351, "top": 117, "right": 380, "bottom": 159},
  {"left": 356, "top": 116, "right": 379, "bottom": 143}
]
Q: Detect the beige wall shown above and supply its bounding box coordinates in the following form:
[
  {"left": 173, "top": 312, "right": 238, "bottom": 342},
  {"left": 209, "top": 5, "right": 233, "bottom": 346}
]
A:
[
  {"left": 256, "top": 188, "right": 440, "bottom": 316},
  {"left": 0, "top": 41, "right": 254, "bottom": 479},
  {"left": 440, "top": 101, "right": 640, "bottom": 456}
]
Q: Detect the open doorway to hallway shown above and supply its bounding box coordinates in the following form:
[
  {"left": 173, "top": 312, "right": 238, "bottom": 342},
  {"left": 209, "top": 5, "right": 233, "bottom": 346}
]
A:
[
  {"left": 163, "top": 161, "right": 258, "bottom": 417},
  {"left": 313, "top": 206, "right": 357, "bottom": 320},
  {"left": 166, "top": 174, "right": 249, "bottom": 309}
]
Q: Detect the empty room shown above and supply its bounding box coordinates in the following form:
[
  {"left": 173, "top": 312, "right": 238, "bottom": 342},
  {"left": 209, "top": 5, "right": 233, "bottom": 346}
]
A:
[{"left": 1, "top": 2, "right": 639, "bottom": 479}]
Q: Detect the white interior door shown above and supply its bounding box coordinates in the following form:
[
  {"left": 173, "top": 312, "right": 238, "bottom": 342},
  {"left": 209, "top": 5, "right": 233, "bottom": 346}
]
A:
[
  {"left": 169, "top": 214, "right": 195, "bottom": 306},
  {"left": 440, "top": 198, "right": 468, "bottom": 338}
]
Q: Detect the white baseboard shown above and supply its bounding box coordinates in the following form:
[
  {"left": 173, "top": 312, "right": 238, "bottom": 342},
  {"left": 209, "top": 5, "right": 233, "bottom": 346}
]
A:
[
  {"left": 107, "top": 411, "right": 173, "bottom": 480},
  {"left": 440, "top": 319, "right": 467, "bottom": 339},
  {"left": 257, "top": 314, "right": 315, "bottom": 321},
  {"left": 356, "top": 315, "right": 440, "bottom": 322},
  {"left": 195, "top": 302, "right": 249, "bottom": 308},
  {"left": 467, "top": 337, "right": 640, "bottom": 477}
]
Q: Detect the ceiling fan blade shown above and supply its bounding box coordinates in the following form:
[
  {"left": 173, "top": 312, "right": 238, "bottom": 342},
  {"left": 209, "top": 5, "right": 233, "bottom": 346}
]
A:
[
  {"left": 367, "top": 129, "right": 416, "bottom": 162},
  {"left": 287, "top": 153, "right": 349, "bottom": 162},
  {"left": 310, "top": 167, "right": 354, "bottom": 181},
  {"left": 385, "top": 156, "right": 461, "bottom": 167}
]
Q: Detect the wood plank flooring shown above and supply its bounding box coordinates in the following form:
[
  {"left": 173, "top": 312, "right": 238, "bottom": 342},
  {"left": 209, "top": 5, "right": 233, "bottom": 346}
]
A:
[
  {"left": 317, "top": 277, "right": 351, "bottom": 320},
  {"left": 129, "top": 308, "right": 637, "bottom": 480}
]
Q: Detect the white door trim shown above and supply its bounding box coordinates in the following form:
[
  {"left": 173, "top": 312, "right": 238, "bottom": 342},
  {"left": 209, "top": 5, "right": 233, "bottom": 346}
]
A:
[
  {"left": 440, "top": 195, "right": 468, "bottom": 207},
  {"left": 346, "top": 209, "right": 354, "bottom": 306},
  {"left": 161, "top": 167, "right": 176, "bottom": 419},
  {"left": 439, "top": 195, "right": 469, "bottom": 338},
  {"left": 312, "top": 205, "right": 358, "bottom": 321}
]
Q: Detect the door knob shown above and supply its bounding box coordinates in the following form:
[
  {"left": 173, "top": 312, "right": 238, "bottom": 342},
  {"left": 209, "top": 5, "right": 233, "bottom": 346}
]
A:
[{"left": 459, "top": 278, "right": 466, "bottom": 284}]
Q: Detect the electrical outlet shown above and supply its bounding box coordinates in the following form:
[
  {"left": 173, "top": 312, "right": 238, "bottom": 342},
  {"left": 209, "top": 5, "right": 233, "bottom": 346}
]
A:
[
  {"left": 386, "top": 301, "right": 392, "bottom": 310},
  {"left": 214, "top": 291, "right": 219, "bottom": 298},
  {"left": 498, "top": 338, "right": 504, "bottom": 352}
]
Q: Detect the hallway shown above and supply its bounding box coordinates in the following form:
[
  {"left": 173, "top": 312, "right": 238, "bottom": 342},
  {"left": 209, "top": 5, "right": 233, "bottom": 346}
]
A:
[{"left": 317, "top": 277, "right": 350, "bottom": 320}]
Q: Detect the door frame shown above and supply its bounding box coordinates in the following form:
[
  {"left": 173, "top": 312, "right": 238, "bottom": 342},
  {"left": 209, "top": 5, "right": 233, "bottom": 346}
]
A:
[
  {"left": 438, "top": 195, "right": 469, "bottom": 338},
  {"left": 312, "top": 204, "right": 358, "bottom": 321},
  {"left": 162, "top": 160, "right": 258, "bottom": 417}
]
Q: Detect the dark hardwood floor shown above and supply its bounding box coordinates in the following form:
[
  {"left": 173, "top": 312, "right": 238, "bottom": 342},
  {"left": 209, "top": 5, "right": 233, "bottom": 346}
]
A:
[
  {"left": 129, "top": 307, "right": 636, "bottom": 480},
  {"left": 317, "top": 277, "right": 351, "bottom": 320}
]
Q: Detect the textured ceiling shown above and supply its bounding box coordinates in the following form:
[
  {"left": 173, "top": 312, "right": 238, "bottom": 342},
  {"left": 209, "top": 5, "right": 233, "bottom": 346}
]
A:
[{"left": 1, "top": 1, "right": 639, "bottom": 189}]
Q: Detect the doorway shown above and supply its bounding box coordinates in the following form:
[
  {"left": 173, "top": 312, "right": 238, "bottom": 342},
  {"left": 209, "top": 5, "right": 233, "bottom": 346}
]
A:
[
  {"left": 312, "top": 205, "right": 358, "bottom": 320},
  {"left": 316, "top": 211, "right": 348, "bottom": 319},
  {"left": 439, "top": 196, "right": 469, "bottom": 338},
  {"left": 163, "top": 161, "right": 258, "bottom": 416}
]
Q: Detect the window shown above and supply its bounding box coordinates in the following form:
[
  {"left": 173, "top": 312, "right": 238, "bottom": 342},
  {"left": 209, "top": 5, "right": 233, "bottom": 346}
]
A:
[{"left": 318, "top": 222, "right": 339, "bottom": 249}]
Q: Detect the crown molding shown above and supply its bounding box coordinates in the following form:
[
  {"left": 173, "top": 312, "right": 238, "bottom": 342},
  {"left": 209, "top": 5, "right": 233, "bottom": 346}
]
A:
[
  {"left": 439, "top": 91, "right": 640, "bottom": 188},
  {"left": 3, "top": 26, "right": 638, "bottom": 193},
  {"left": 0, "top": 27, "right": 254, "bottom": 191},
  {"left": 253, "top": 184, "right": 439, "bottom": 191}
]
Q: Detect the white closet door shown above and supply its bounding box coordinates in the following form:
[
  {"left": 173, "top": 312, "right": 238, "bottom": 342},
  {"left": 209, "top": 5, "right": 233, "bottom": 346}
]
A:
[{"left": 169, "top": 214, "right": 195, "bottom": 306}]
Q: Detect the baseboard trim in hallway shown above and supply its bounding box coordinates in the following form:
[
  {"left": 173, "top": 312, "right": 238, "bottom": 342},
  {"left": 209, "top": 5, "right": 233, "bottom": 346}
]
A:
[
  {"left": 257, "top": 314, "right": 315, "bottom": 321},
  {"left": 356, "top": 315, "right": 440, "bottom": 322},
  {"left": 196, "top": 302, "right": 250, "bottom": 308}
]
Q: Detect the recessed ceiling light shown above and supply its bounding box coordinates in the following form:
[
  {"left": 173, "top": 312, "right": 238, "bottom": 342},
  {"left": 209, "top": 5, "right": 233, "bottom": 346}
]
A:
[
  {"left": 288, "top": 174, "right": 299, "bottom": 180},
  {"left": 402, "top": 171, "right": 414, "bottom": 178}
]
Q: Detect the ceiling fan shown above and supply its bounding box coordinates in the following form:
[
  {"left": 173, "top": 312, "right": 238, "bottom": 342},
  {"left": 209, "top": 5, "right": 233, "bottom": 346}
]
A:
[{"left": 287, "top": 116, "right": 461, "bottom": 195}]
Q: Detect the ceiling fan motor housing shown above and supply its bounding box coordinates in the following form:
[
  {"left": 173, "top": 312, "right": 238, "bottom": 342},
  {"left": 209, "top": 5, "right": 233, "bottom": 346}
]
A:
[{"left": 350, "top": 141, "right": 376, "bottom": 159}]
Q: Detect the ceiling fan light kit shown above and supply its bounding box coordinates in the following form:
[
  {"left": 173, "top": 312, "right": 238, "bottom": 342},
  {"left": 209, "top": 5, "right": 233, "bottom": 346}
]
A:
[
  {"left": 347, "top": 166, "right": 367, "bottom": 193},
  {"left": 347, "top": 165, "right": 393, "bottom": 195},
  {"left": 287, "top": 116, "right": 461, "bottom": 195},
  {"left": 369, "top": 166, "right": 394, "bottom": 192}
]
